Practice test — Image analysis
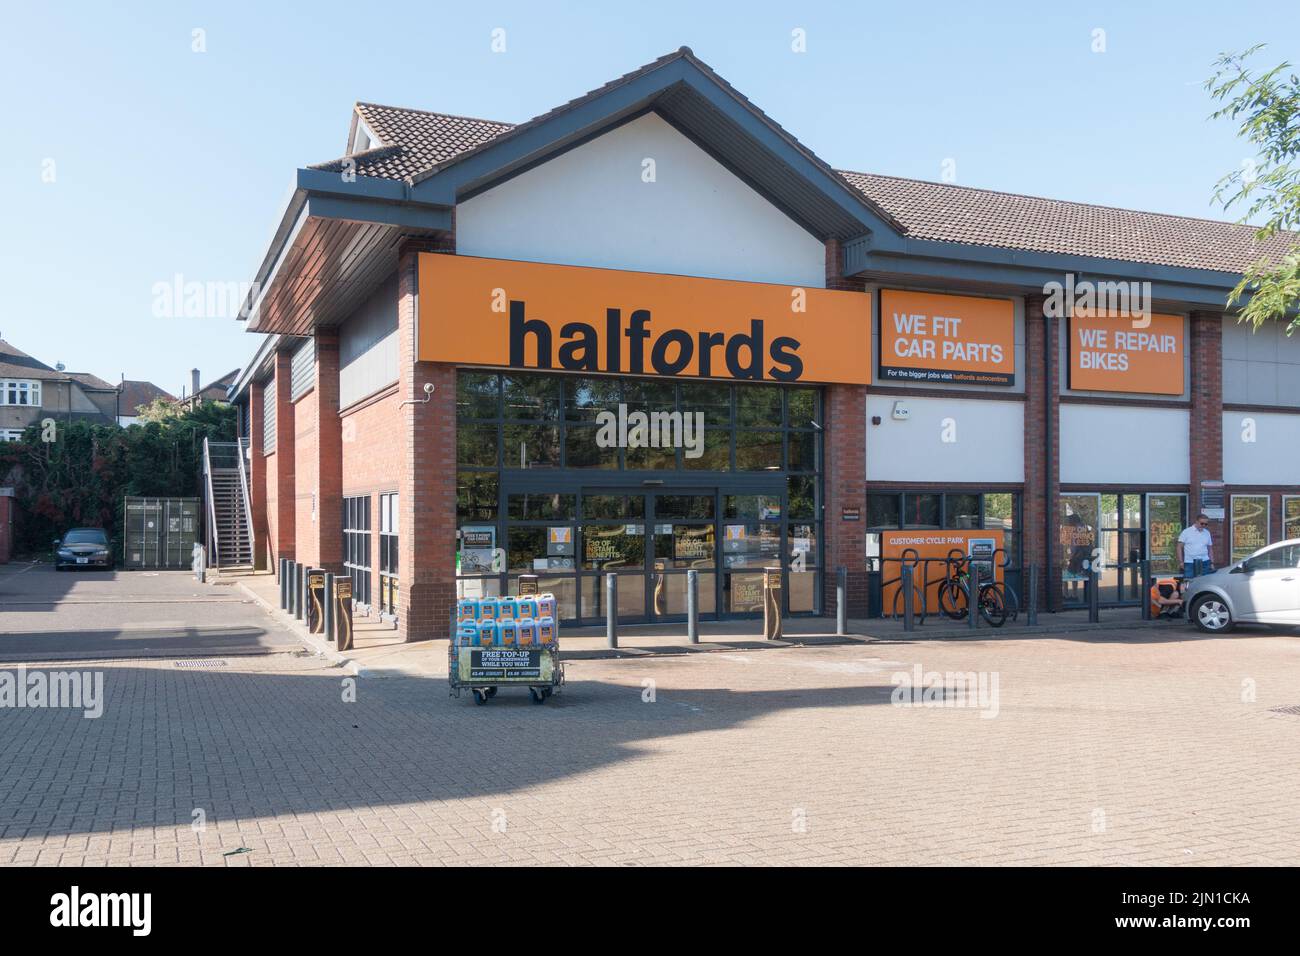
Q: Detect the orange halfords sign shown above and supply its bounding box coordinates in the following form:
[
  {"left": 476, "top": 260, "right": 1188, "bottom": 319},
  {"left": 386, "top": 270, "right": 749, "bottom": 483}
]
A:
[
  {"left": 879, "top": 289, "right": 1016, "bottom": 386},
  {"left": 1068, "top": 313, "right": 1184, "bottom": 395},
  {"left": 417, "top": 255, "right": 871, "bottom": 384}
]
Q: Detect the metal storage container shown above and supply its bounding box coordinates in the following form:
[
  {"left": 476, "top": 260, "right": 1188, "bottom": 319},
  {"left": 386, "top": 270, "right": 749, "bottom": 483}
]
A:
[{"left": 123, "top": 497, "right": 201, "bottom": 570}]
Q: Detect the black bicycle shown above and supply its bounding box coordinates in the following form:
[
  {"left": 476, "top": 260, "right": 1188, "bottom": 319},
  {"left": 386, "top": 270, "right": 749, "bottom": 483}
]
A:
[{"left": 936, "top": 557, "right": 1009, "bottom": 627}]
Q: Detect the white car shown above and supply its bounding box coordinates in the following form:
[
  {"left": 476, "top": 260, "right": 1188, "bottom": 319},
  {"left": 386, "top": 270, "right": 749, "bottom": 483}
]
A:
[{"left": 1184, "top": 538, "right": 1300, "bottom": 633}]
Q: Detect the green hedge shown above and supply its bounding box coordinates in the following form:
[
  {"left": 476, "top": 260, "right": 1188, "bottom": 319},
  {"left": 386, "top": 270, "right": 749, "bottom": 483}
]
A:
[{"left": 0, "top": 402, "right": 237, "bottom": 558}]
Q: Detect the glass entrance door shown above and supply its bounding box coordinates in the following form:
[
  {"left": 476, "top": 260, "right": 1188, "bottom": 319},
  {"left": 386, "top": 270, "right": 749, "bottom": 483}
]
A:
[
  {"left": 576, "top": 486, "right": 790, "bottom": 624},
  {"left": 649, "top": 492, "right": 718, "bottom": 622}
]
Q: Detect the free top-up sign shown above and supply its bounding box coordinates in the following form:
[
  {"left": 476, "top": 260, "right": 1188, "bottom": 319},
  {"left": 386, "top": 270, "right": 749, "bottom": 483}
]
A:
[
  {"left": 1068, "top": 313, "right": 1184, "bottom": 395},
  {"left": 879, "top": 289, "right": 1016, "bottom": 386},
  {"left": 417, "top": 254, "right": 871, "bottom": 384}
]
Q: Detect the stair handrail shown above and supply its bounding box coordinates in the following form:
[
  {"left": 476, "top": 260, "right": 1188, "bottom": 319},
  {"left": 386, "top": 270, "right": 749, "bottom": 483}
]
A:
[
  {"left": 202, "top": 436, "right": 220, "bottom": 567},
  {"left": 235, "top": 435, "right": 255, "bottom": 563}
]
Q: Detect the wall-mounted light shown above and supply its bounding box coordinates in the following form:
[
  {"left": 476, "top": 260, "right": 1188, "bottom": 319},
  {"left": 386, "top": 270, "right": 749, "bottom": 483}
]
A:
[{"left": 400, "top": 382, "right": 435, "bottom": 407}]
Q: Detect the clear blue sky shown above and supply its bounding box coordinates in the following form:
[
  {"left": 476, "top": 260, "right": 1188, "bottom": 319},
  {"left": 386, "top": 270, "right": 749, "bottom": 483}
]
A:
[{"left": 1, "top": 0, "right": 1294, "bottom": 395}]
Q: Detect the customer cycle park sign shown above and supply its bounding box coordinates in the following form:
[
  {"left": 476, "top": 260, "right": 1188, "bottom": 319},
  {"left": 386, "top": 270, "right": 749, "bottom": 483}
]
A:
[
  {"left": 417, "top": 254, "right": 871, "bottom": 385},
  {"left": 878, "top": 289, "right": 1016, "bottom": 386}
]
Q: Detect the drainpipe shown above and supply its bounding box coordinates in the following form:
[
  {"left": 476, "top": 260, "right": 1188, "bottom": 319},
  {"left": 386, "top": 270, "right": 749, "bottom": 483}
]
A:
[{"left": 1044, "top": 306, "right": 1053, "bottom": 613}]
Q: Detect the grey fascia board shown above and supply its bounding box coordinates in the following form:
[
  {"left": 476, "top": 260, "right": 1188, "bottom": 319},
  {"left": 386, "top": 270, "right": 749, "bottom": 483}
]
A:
[{"left": 845, "top": 234, "right": 1246, "bottom": 306}]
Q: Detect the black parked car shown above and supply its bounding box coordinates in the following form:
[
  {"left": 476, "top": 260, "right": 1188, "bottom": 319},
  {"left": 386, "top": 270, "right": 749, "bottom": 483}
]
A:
[{"left": 53, "top": 528, "right": 114, "bottom": 571}]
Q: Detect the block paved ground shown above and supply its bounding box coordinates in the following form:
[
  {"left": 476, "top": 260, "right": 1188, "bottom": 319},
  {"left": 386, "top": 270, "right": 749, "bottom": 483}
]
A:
[{"left": 3, "top": 622, "right": 1300, "bottom": 865}]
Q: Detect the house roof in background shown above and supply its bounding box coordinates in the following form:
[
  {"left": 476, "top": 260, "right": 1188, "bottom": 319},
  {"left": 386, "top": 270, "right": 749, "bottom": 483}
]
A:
[
  {"left": 64, "top": 371, "right": 116, "bottom": 391},
  {"left": 0, "top": 338, "right": 65, "bottom": 381},
  {"left": 119, "top": 380, "right": 175, "bottom": 415}
]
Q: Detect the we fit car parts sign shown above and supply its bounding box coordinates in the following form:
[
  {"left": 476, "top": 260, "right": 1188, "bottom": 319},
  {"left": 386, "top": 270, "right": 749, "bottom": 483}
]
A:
[
  {"left": 878, "top": 289, "right": 1016, "bottom": 386},
  {"left": 417, "top": 255, "right": 871, "bottom": 384}
]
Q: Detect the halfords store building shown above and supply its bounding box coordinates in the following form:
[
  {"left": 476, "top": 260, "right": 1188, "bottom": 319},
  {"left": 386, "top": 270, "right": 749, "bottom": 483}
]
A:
[{"left": 228, "top": 48, "right": 1300, "bottom": 640}]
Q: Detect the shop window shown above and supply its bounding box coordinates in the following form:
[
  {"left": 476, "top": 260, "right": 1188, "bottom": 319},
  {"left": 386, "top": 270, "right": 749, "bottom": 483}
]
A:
[
  {"left": 564, "top": 424, "right": 618, "bottom": 469},
  {"left": 735, "top": 431, "right": 782, "bottom": 471},
  {"left": 681, "top": 430, "right": 730, "bottom": 471},
  {"left": 503, "top": 424, "right": 560, "bottom": 469},
  {"left": 903, "top": 493, "right": 941, "bottom": 528},
  {"left": 736, "top": 386, "right": 782, "bottom": 427},
  {"left": 342, "top": 495, "right": 372, "bottom": 607},
  {"left": 582, "top": 494, "right": 644, "bottom": 520},
  {"left": 1146, "top": 494, "right": 1187, "bottom": 575},
  {"left": 507, "top": 492, "right": 574, "bottom": 521},
  {"left": 868, "top": 492, "right": 1022, "bottom": 571},
  {"left": 456, "top": 472, "right": 498, "bottom": 524},
  {"left": 457, "top": 423, "right": 499, "bottom": 467},
  {"left": 502, "top": 374, "right": 561, "bottom": 420},
  {"left": 945, "top": 494, "right": 980, "bottom": 529},
  {"left": 725, "top": 494, "right": 783, "bottom": 520},
  {"left": 1284, "top": 496, "right": 1300, "bottom": 540},
  {"left": 378, "top": 492, "right": 398, "bottom": 616},
  {"left": 1230, "top": 495, "right": 1270, "bottom": 562},
  {"left": 456, "top": 371, "right": 500, "bottom": 419},
  {"left": 679, "top": 382, "right": 732, "bottom": 424},
  {"left": 565, "top": 377, "right": 621, "bottom": 421},
  {"left": 786, "top": 388, "right": 819, "bottom": 429}
]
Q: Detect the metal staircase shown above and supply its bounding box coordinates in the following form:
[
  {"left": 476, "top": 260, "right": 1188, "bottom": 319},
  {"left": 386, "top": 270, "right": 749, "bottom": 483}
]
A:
[{"left": 202, "top": 438, "right": 254, "bottom": 568}]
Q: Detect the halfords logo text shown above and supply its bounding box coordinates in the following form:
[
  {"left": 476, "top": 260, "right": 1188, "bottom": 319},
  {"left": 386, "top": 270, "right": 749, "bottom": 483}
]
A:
[
  {"left": 50, "top": 887, "right": 151, "bottom": 936},
  {"left": 509, "top": 302, "right": 804, "bottom": 381}
]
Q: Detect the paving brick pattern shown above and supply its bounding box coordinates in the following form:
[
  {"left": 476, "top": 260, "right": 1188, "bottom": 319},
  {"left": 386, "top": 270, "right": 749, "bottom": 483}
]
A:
[{"left": 2, "top": 631, "right": 1299, "bottom": 866}]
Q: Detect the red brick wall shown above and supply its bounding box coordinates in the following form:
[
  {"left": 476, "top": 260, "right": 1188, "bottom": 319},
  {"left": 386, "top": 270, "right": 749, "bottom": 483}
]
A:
[
  {"left": 273, "top": 348, "right": 296, "bottom": 563},
  {"left": 293, "top": 381, "right": 319, "bottom": 569},
  {"left": 1022, "top": 294, "right": 1059, "bottom": 610},
  {"left": 398, "top": 235, "right": 458, "bottom": 642},
  {"left": 1190, "top": 311, "right": 1226, "bottom": 565},
  {"left": 248, "top": 380, "right": 269, "bottom": 570},
  {"left": 821, "top": 239, "right": 870, "bottom": 615},
  {"left": 311, "top": 329, "right": 343, "bottom": 574},
  {"left": 341, "top": 386, "right": 402, "bottom": 608}
]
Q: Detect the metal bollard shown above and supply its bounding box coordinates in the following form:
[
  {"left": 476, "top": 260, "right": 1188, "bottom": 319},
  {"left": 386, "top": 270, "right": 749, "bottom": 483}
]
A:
[
  {"left": 901, "top": 564, "right": 915, "bottom": 632},
  {"left": 288, "top": 561, "right": 298, "bottom": 617},
  {"left": 686, "top": 569, "right": 699, "bottom": 644},
  {"left": 1088, "top": 568, "right": 1100, "bottom": 623},
  {"left": 605, "top": 572, "right": 618, "bottom": 649},
  {"left": 1139, "top": 560, "right": 1152, "bottom": 621},
  {"left": 323, "top": 571, "right": 335, "bottom": 644},
  {"left": 296, "top": 563, "right": 307, "bottom": 621},
  {"left": 1026, "top": 565, "right": 1039, "bottom": 626},
  {"left": 279, "top": 558, "right": 288, "bottom": 610},
  {"left": 762, "top": 567, "right": 783, "bottom": 640},
  {"left": 836, "top": 566, "right": 847, "bottom": 636},
  {"left": 968, "top": 576, "right": 978, "bottom": 630}
]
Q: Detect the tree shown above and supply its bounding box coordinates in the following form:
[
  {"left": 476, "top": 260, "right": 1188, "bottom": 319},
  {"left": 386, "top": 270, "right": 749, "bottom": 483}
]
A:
[
  {"left": 1207, "top": 45, "right": 1300, "bottom": 333},
  {"left": 0, "top": 402, "right": 237, "bottom": 556}
]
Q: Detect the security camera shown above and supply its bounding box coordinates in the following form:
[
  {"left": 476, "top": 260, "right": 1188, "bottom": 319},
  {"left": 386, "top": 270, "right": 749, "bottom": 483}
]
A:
[{"left": 423, "top": 382, "right": 434, "bottom": 395}]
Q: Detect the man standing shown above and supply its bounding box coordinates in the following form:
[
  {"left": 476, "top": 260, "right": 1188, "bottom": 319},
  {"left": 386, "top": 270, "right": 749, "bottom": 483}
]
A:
[{"left": 1176, "top": 514, "right": 1215, "bottom": 579}]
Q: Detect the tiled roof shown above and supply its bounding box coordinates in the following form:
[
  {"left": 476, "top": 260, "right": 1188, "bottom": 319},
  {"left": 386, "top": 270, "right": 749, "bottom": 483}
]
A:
[
  {"left": 838, "top": 171, "right": 1296, "bottom": 274},
  {"left": 65, "top": 371, "right": 116, "bottom": 391},
  {"left": 307, "top": 51, "right": 1298, "bottom": 276},
  {"left": 0, "top": 339, "right": 65, "bottom": 381},
  {"left": 309, "top": 105, "right": 514, "bottom": 181},
  {"left": 119, "top": 380, "right": 175, "bottom": 415}
]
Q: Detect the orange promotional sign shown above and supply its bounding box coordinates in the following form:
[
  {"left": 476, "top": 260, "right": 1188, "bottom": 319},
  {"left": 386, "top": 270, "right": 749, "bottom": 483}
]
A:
[
  {"left": 1068, "top": 313, "right": 1184, "bottom": 395},
  {"left": 880, "top": 529, "right": 1005, "bottom": 618},
  {"left": 417, "top": 254, "right": 871, "bottom": 384},
  {"left": 879, "top": 289, "right": 1016, "bottom": 386}
]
